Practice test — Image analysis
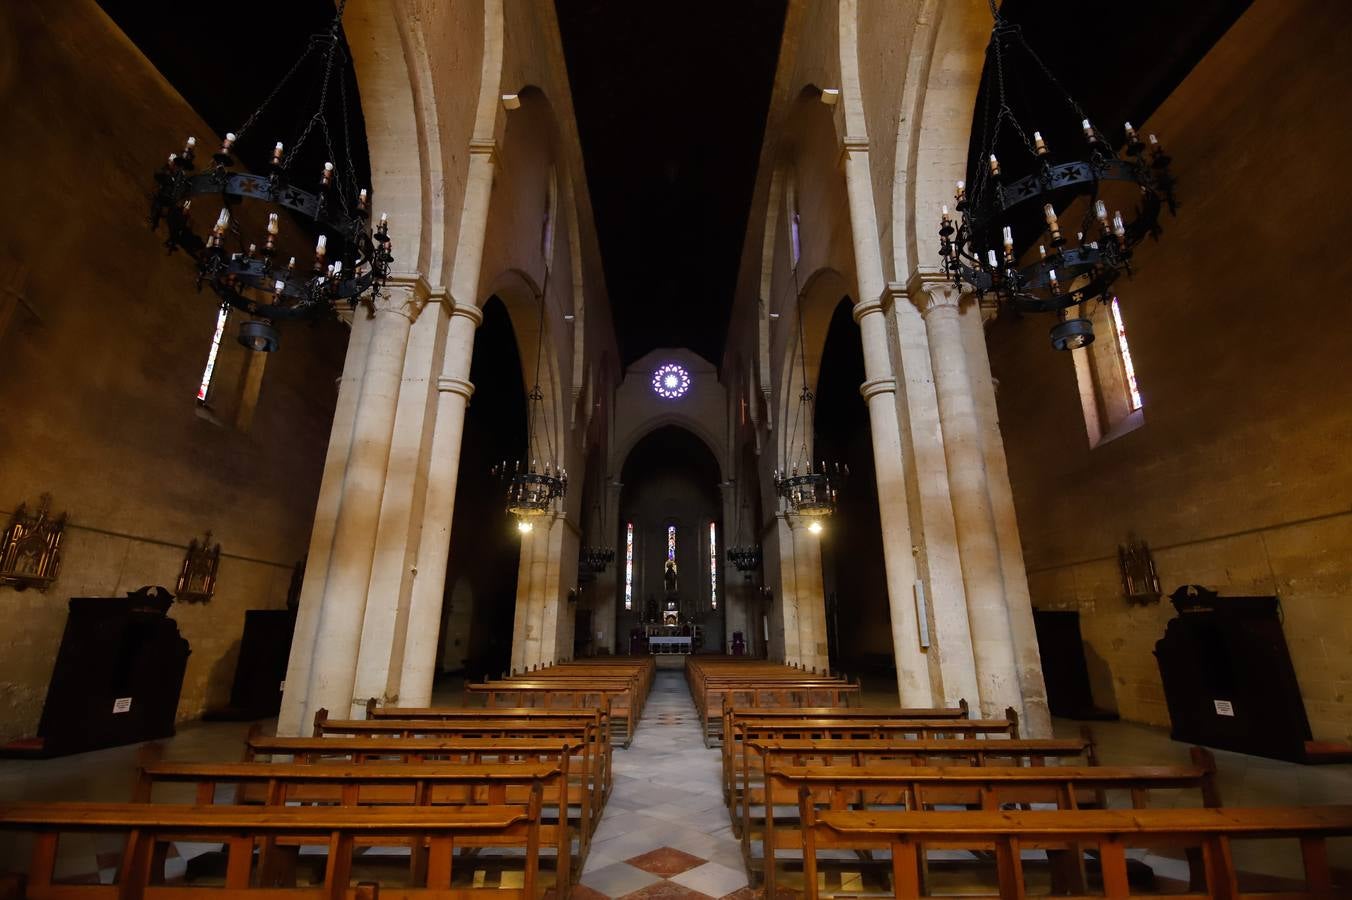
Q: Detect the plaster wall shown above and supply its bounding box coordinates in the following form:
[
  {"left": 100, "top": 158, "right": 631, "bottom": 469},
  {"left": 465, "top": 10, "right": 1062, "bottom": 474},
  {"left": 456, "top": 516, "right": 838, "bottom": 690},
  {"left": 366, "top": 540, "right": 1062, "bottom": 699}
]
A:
[
  {"left": 0, "top": 0, "right": 345, "bottom": 741},
  {"left": 987, "top": 0, "right": 1352, "bottom": 742}
]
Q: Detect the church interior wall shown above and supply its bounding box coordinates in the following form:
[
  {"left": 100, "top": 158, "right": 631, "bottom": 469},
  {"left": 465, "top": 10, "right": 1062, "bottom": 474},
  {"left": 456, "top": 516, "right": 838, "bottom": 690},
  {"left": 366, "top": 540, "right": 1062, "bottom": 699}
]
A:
[
  {"left": 987, "top": 0, "right": 1352, "bottom": 743},
  {"left": 0, "top": 0, "right": 347, "bottom": 741}
]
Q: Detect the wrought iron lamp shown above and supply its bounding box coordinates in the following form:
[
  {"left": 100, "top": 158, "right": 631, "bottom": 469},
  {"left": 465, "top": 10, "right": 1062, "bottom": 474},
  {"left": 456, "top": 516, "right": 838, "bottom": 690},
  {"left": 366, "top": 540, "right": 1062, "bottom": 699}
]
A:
[
  {"left": 578, "top": 499, "right": 616, "bottom": 577},
  {"left": 772, "top": 241, "right": 846, "bottom": 518},
  {"left": 937, "top": 0, "right": 1176, "bottom": 350},
  {"left": 493, "top": 262, "right": 567, "bottom": 528},
  {"left": 148, "top": 0, "right": 392, "bottom": 352},
  {"left": 726, "top": 497, "right": 762, "bottom": 579}
]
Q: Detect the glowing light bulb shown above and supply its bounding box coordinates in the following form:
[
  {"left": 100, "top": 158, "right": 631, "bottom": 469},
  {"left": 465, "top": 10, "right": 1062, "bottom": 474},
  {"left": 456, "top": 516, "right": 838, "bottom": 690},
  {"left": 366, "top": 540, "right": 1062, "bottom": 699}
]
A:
[
  {"left": 517, "top": 520, "right": 534, "bottom": 534},
  {"left": 807, "top": 521, "right": 823, "bottom": 535}
]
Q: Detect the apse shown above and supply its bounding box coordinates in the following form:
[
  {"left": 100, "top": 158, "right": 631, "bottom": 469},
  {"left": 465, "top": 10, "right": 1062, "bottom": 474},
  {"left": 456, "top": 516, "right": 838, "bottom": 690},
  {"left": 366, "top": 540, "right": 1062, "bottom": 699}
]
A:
[{"left": 616, "top": 426, "right": 724, "bottom": 653}]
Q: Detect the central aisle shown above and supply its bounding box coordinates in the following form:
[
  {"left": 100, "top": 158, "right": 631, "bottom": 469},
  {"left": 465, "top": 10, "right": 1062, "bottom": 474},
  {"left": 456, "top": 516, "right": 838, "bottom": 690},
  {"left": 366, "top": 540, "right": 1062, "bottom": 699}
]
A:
[{"left": 579, "top": 669, "right": 750, "bottom": 900}]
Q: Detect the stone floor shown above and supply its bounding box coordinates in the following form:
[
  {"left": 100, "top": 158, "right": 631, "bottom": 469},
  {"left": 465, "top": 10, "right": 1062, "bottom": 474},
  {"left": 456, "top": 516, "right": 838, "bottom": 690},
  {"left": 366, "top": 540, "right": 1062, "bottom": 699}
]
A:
[{"left": 1, "top": 667, "right": 1349, "bottom": 894}]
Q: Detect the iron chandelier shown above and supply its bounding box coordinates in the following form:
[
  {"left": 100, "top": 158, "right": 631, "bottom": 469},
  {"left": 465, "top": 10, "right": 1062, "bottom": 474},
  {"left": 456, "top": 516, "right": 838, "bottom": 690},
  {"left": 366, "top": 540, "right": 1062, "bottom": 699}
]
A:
[
  {"left": 938, "top": 0, "right": 1176, "bottom": 351},
  {"left": 148, "top": 0, "right": 391, "bottom": 353}
]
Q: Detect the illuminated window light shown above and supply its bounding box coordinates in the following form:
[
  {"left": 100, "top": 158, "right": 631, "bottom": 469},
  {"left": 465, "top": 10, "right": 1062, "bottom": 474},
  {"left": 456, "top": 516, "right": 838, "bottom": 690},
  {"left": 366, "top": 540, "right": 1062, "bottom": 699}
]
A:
[
  {"left": 1110, "top": 297, "right": 1143, "bottom": 411},
  {"left": 197, "top": 307, "right": 229, "bottom": 402},
  {"left": 624, "top": 522, "right": 634, "bottom": 610},
  {"left": 709, "top": 521, "right": 718, "bottom": 610}
]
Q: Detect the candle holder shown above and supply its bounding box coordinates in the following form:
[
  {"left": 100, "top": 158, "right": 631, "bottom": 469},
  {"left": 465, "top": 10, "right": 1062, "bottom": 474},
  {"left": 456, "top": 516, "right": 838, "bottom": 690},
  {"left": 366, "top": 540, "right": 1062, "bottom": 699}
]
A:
[{"left": 147, "top": 0, "right": 391, "bottom": 351}]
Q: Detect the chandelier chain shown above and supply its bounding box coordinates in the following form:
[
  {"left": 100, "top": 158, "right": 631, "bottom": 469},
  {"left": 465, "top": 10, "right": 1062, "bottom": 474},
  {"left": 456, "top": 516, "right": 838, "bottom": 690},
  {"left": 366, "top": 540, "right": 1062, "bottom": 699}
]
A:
[{"left": 234, "top": 44, "right": 316, "bottom": 146}]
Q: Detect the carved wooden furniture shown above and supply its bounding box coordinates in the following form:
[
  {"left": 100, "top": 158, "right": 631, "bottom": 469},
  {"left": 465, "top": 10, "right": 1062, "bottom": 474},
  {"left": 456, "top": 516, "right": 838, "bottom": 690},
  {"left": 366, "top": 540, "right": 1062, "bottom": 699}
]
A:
[{"left": 33, "top": 588, "right": 190, "bottom": 757}]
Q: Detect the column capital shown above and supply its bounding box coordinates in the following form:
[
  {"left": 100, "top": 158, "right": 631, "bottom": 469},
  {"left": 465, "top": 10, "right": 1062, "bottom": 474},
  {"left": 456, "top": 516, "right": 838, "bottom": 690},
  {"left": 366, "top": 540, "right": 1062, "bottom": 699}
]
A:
[
  {"left": 382, "top": 273, "right": 448, "bottom": 321},
  {"left": 904, "top": 268, "right": 971, "bottom": 317},
  {"left": 859, "top": 377, "right": 896, "bottom": 401},
  {"left": 436, "top": 376, "right": 474, "bottom": 400},
  {"left": 837, "top": 135, "right": 870, "bottom": 172}
]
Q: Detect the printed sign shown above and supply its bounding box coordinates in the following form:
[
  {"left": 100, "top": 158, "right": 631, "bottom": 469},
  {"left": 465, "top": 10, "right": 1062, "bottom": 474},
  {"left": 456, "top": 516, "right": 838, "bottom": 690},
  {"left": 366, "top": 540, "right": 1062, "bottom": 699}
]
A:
[
  {"left": 112, "top": 697, "right": 132, "bottom": 714},
  {"left": 1213, "top": 699, "right": 1235, "bottom": 717}
]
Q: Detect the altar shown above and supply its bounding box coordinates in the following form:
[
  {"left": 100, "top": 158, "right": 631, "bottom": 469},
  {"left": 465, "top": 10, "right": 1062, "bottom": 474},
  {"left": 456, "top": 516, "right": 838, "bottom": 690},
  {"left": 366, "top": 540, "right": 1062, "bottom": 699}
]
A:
[{"left": 648, "top": 635, "right": 693, "bottom": 654}]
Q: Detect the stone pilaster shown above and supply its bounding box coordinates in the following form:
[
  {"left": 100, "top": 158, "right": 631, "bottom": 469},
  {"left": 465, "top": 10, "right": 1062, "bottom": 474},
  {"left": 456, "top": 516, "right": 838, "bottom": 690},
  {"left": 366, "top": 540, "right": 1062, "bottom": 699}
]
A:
[
  {"left": 915, "top": 275, "right": 1024, "bottom": 719},
  {"left": 300, "top": 282, "right": 418, "bottom": 724},
  {"left": 353, "top": 278, "right": 447, "bottom": 710},
  {"left": 884, "top": 282, "right": 980, "bottom": 710},
  {"left": 959, "top": 301, "right": 1052, "bottom": 736},
  {"left": 393, "top": 301, "right": 483, "bottom": 706},
  {"left": 277, "top": 310, "right": 375, "bottom": 735}
]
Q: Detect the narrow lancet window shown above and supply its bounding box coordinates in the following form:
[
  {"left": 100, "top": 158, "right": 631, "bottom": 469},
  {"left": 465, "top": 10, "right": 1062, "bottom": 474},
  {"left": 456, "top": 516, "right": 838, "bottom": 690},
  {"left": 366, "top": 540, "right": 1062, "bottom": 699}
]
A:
[
  {"left": 624, "top": 522, "right": 634, "bottom": 610},
  {"left": 1111, "top": 297, "right": 1143, "bottom": 410},
  {"left": 197, "top": 307, "right": 229, "bottom": 402}
]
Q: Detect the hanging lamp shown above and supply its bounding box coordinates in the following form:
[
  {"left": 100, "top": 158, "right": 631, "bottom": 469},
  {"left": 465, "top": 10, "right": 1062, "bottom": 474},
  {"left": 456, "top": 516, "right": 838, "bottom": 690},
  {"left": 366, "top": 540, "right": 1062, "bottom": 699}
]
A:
[
  {"left": 937, "top": 0, "right": 1176, "bottom": 350},
  {"left": 148, "top": 0, "right": 392, "bottom": 351}
]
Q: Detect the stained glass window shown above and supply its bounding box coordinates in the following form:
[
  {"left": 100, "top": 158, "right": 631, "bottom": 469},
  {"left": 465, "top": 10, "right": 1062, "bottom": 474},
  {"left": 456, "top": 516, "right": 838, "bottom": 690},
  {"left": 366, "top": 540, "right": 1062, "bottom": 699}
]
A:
[
  {"left": 624, "top": 522, "right": 634, "bottom": 610},
  {"left": 1110, "top": 297, "right": 1143, "bottom": 411},
  {"left": 652, "top": 363, "right": 691, "bottom": 399},
  {"left": 709, "top": 521, "right": 717, "bottom": 610},
  {"left": 667, "top": 524, "right": 676, "bottom": 562},
  {"left": 197, "top": 307, "right": 229, "bottom": 402}
]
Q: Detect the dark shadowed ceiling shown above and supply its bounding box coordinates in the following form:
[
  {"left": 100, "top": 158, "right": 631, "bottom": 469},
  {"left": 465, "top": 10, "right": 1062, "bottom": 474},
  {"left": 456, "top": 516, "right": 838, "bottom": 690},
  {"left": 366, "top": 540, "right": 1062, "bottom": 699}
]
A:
[
  {"left": 555, "top": 0, "right": 788, "bottom": 366},
  {"left": 101, "top": 0, "right": 1248, "bottom": 373}
]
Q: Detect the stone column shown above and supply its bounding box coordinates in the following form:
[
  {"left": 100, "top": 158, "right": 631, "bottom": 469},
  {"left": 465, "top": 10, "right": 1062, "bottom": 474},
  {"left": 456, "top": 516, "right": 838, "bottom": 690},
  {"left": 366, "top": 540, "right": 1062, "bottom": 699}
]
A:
[
  {"left": 303, "top": 284, "right": 417, "bottom": 722},
  {"left": 854, "top": 301, "right": 936, "bottom": 705},
  {"left": 718, "top": 481, "right": 741, "bottom": 652},
  {"left": 885, "top": 285, "right": 981, "bottom": 709},
  {"left": 277, "top": 312, "right": 374, "bottom": 735},
  {"left": 538, "top": 512, "right": 574, "bottom": 664},
  {"left": 917, "top": 277, "right": 1024, "bottom": 719},
  {"left": 960, "top": 302, "right": 1052, "bottom": 736},
  {"left": 510, "top": 528, "right": 536, "bottom": 673},
  {"left": 353, "top": 285, "right": 445, "bottom": 709},
  {"left": 770, "top": 512, "right": 800, "bottom": 664},
  {"left": 392, "top": 302, "right": 483, "bottom": 706},
  {"left": 791, "top": 518, "right": 829, "bottom": 672},
  {"left": 839, "top": 137, "right": 936, "bottom": 705},
  {"left": 589, "top": 480, "right": 622, "bottom": 654}
]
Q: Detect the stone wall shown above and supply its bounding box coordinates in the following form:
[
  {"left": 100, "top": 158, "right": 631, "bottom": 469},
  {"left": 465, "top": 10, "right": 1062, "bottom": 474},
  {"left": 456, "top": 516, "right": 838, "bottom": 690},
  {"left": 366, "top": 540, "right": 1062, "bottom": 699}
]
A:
[
  {"left": 0, "top": 1, "right": 345, "bottom": 741},
  {"left": 987, "top": 0, "right": 1352, "bottom": 742}
]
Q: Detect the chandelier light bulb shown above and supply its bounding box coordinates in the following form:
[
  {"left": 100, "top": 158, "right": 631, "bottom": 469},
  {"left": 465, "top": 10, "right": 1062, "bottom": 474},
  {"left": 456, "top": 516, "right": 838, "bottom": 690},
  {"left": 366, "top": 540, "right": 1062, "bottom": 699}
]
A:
[
  {"left": 267, "top": 213, "right": 279, "bottom": 236},
  {"left": 315, "top": 235, "right": 328, "bottom": 257},
  {"left": 808, "top": 521, "right": 823, "bottom": 535},
  {"left": 272, "top": 141, "right": 284, "bottom": 165},
  {"left": 987, "top": 249, "right": 998, "bottom": 267},
  {"left": 184, "top": 136, "right": 196, "bottom": 151},
  {"left": 989, "top": 153, "right": 1001, "bottom": 176},
  {"left": 517, "top": 520, "right": 533, "bottom": 534},
  {"left": 1002, "top": 225, "right": 1013, "bottom": 250},
  {"left": 1124, "top": 122, "right": 1138, "bottom": 143},
  {"left": 1095, "top": 200, "right": 1109, "bottom": 225},
  {"left": 1081, "top": 118, "right": 1093, "bottom": 140},
  {"left": 321, "top": 161, "right": 334, "bottom": 187},
  {"left": 358, "top": 188, "right": 368, "bottom": 210},
  {"left": 1033, "top": 131, "right": 1048, "bottom": 156}
]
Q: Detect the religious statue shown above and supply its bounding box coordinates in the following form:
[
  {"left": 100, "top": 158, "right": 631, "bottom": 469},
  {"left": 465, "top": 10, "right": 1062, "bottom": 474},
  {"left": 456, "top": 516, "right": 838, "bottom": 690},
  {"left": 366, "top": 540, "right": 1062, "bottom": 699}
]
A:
[{"left": 663, "top": 558, "right": 679, "bottom": 596}]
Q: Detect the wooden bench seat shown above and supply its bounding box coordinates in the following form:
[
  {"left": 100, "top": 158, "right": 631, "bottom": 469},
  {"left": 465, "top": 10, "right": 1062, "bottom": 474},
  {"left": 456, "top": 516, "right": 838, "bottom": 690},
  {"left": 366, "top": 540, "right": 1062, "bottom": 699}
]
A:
[
  {"left": 719, "top": 705, "right": 974, "bottom": 802},
  {"left": 755, "top": 752, "right": 1220, "bottom": 894},
  {"left": 730, "top": 735, "right": 1100, "bottom": 838},
  {"left": 802, "top": 805, "right": 1352, "bottom": 898},
  {"left": 0, "top": 801, "right": 546, "bottom": 899},
  {"left": 464, "top": 682, "right": 639, "bottom": 748},
  {"left": 244, "top": 735, "right": 608, "bottom": 811}
]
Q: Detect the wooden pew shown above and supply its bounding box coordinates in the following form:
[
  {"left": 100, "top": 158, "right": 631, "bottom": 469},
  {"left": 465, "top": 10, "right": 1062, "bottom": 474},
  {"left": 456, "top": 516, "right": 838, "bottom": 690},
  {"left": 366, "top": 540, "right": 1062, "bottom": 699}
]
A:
[
  {"left": 723, "top": 712, "right": 1019, "bottom": 805},
  {"left": 719, "top": 704, "right": 973, "bottom": 803},
  {"left": 802, "top": 805, "right": 1352, "bottom": 899},
  {"left": 0, "top": 801, "right": 546, "bottom": 899},
  {"left": 245, "top": 734, "right": 609, "bottom": 815},
  {"left": 464, "top": 681, "right": 639, "bottom": 748},
  {"left": 316, "top": 710, "right": 610, "bottom": 803},
  {"left": 731, "top": 734, "right": 1100, "bottom": 841},
  {"left": 133, "top": 758, "right": 577, "bottom": 889},
  {"left": 757, "top": 749, "right": 1221, "bottom": 895}
]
